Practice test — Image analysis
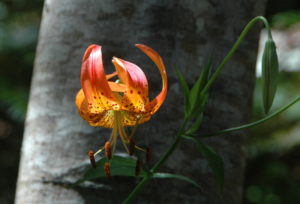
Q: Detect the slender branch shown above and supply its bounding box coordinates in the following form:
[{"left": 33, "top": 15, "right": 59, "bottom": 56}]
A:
[
  {"left": 193, "top": 95, "right": 300, "bottom": 138},
  {"left": 123, "top": 177, "right": 150, "bottom": 204},
  {"left": 201, "top": 16, "right": 271, "bottom": 95},
  {"left": 123, "top": 119, "right": 188, "bottom": 203}
]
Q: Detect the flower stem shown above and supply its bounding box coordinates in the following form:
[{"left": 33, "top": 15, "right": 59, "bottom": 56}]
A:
[
  {"left": 194, "top": 95, "right": 300, "bottom": 138},
  {"left": 122, "top": 176, "right": 150, "bottom": 204},
  {"left": 123, "top": 119, "right": 188, "bottom": 203},
  {"left": 202, "top": 16, "right": 271, "bottom": 95}
]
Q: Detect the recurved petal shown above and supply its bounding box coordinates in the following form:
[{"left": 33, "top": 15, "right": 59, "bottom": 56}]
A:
[
  {"left": 81, "top": 45, "right": 120, "bottom": 113},
  {"left": 112, "top": 57, "right": 149, "bottom": 112},
  {"left": 75, "top": 89, "right": 87, "bottom": 115},
  {"left": 135, "top": 44, "right": 167, "bottom": 115}
]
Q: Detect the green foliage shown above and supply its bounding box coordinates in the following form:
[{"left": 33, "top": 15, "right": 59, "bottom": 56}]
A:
[
  {"left": 189, "top": 61, "right": 211, "bottom": 114},
  {"left": 0, "top": 0, "right": 43, "bottom": 122},
  {"left": 76, "top": 155, "right": 146, "bottom": 184},
  {"left": 175, "top": 68, "right": 190, "bottom": 117},
  {"left": 271, "top": 11, "right": 300, "bottom": 28},
  {"left": 75, "top": 155, "right": 201, "bottom": 190},
  {"left": 245, "top": 152, "right": 300, "bottom": 204},
  {"left": 152, "top": 173, "right": 202, "bottom": 189},
  {"left": 175, "top": 61, "right": 212, "bottom": 121},
  {"left": 183, "top": 135, "right": 224, "bottom": 188}
]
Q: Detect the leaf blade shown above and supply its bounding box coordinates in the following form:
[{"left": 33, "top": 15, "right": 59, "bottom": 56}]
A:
[
  {"left": 175, "top": 68, "right": 190, "bottom": 117},
  {"left": 153, "top": 172, "right": 202, "bottom": 190},
  {"left": 183, "top": 135, "right": 224, "bottom": 188}
]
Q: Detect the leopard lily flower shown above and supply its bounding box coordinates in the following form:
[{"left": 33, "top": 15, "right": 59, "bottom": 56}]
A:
[{"left": 76, "top": 44, "right": 167, "bottom": 168}]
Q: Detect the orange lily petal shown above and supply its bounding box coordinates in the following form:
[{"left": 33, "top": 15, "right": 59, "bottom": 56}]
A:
[
  {"left": 120, "top": 111, "right": 151, "bottom": 126},
  {"left": 81, "top": 45, "right": 120, "bottom": 112},
  {"left": 112, "top": 57, "right": 149, "bottom": 112},
  {"left": 135, "top": 44, "right": 168, "bottom": 115},
  {"left": 76, "top": 89, "right": 115, "bottom": 128},
  {"left": 106, "top": 71, "right": 118, "bottom": 80},
  {"left": 108, "top": 81, "right": 126, "bottom": 92}
]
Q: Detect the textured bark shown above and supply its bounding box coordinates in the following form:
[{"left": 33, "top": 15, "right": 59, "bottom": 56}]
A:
[{"left": 16, "top": 0, "right": 266, "bottom": 203}]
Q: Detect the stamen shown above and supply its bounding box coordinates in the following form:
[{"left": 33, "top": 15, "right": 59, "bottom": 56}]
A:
[
  {"left": 135, "top": 159, "right": 141, "bottom": 176},
  {"left": 115, "top": 111, "right": 130, "bottom": 153},
  {"left": 146, "top": 147, "right": 152, "bottom": 162},
  {"left": 134, "top": 145, "right": 146, "bottom": 152},
  {"left": 104, "top": 162, "right": 111, "bottom": 178},
  {"left": 93, "top": 146, "right": 104, "bottom": 156},
  {"left": 129, "top": 120, "right": 139, "bottom": 139},
  {"left": 129, "top": 139, "right": 135, "bottom": 156},
  {"left": 119, "top": 127, "right": 130, "bottom": 153},
  {"left": 105, "top": 141, "right": 112, "bottom": 160},
  {"left": 88, "top": 150, "right": 96, "bottom": 168}
]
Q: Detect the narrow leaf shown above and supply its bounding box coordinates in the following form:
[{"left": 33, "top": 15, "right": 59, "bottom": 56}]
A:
[
  {"left": 153, "top": 172, "right": 202, "bottom": 190},
  {"left": 261, "top": 39, "right": 279, "bottom": 113},
  {"left": 74, "top": 155, "right": 147, "bottom": 185},
  {"left": 189, "top": 92, "right": 209, "bottom": 120},
  {"left": 186, "top": 114, "right": 203, "bottom": 134},
  {"left": 189, "top": 61, "right": 212, "bottom": 111},
  {"left": 175, "top": 68, "right": 190, "bottom": 117},
  {"left": 183, "top": 135, "right": 224, "bottom": 188}
]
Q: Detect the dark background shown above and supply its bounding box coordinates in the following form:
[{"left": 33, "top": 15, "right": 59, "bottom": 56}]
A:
[{"left": 1, "top": 0, "right": 300, "bottom": 203}]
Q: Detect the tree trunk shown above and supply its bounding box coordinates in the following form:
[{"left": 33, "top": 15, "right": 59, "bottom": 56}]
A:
[{"left": 15, "top": 0, "right": 266, "bottom": 203}]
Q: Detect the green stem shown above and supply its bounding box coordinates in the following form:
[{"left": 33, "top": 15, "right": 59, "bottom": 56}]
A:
[
  {"left": 151, "top": 118, "right": 188, "bottom": 172},
  {"left": 201, "top": 16, "right": 272, "bottom": 95},
  {"left": 195, "top": 95, "right": 300, "bottom": 138},
  {"left": 123, "top": 119, "right": 188, "bottom": 203},
  {"left": 123, "top": 177, "right": 150, "bottom": 204}
]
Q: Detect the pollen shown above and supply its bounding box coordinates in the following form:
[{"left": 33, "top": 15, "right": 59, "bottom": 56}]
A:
[
  {"left": 88, "top": 150, "right": 96, "bottom": 168},
  {"left": 104, "top": 162, "right": 111, "bottom": 178}
]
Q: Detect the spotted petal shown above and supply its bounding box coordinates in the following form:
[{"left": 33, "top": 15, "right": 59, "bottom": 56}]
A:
[
  {"left": 112, "top": 57, "right": 149, "bottom": 113},
  {"left": 80, "top": 44, "right": 121, "bottom": 113},
  {"left": 136, "top": 44, "right": 168, "bottom": 115},
  {"left": 76, "top": 89, "right": 115, "bottom": 127}
]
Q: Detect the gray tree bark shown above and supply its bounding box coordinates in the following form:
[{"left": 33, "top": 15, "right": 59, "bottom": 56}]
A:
[{"left": 15, "top": 0, "right": 266, "bottom": 203}]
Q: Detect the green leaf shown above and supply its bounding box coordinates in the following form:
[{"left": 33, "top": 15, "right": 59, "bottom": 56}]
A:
[
  {"left": 189, "top": 61, "right": 212, "bottom": 111},
  {"left": 261, "top": 39, "right": 279, "bottom": 114},
  {"left": 189, "top": 92, "right": 209, "bottom": 120},
  {"left": 183, "top": 135, "right": 224, "bottom": 188},
  {"left": 153, "top": 172, "right": 202, "bottom": 190},
  {"left": 74, "top": 155, "right": 147, "bottom": 185},
  {"left": 186, "top": 114, "right": 203, "bottom": 134},
  {"left": 175, "top": 68, "right": 190, "bottom": 117}
]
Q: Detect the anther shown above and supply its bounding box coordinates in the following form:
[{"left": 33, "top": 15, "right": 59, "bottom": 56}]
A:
[
  {"left": 129, "top": 139, "right": 135, "bottom": 156},
  {"left": 88, "top": 150, "right": 96, "bottom": 168},
  {"left": 105, "top": 141, "right": 112, "bottom": 160},
  {"left": 135, "top": 159, "right": 141, "bottom": 177},
  {"left": 104, "top": 162, "right": 111, "bottom": 178},
  {"left": 146, "top": 147, "right": 151, "bottom": 162}
]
